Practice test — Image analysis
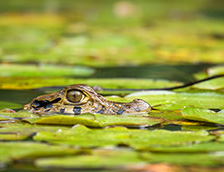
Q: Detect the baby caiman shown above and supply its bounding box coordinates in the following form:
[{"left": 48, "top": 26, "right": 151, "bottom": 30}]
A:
[{"left": 24, "top": 84, "right": 151, "bottom": 115}]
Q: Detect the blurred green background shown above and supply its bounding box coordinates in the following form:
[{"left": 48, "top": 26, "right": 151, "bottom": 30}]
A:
[{"left": 0, "top": 0, "right": 223, "bottom": 66}]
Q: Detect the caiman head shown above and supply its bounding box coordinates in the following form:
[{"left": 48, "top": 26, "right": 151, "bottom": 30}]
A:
[{"left": 24, "top": 84, "right": 151, "bottom": 115}]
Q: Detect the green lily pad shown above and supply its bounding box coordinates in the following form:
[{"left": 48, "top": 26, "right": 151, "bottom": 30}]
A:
[
  {"left": 192, "top": 66, "right": 224, "bottom": 90},
  {"left": 36, "top": 149, "right": 144, "bottom": 169},
  {"left": 129, "top": 130, "right": 214, "bottom": 150},
  {"left": 0, "top": 102, "right": 22, "bottom": 109},
  {"left": 24, "top": 113, "right": 164, "bottom": 127},
  {"left": 182, "top": 125, "right": 220, "bottom": 131},
  {"left": 34, "top": 125, "right": 214, "bottom": 149},
  {"left": 194, "top": 65, "right": 224, "bottom": 80},
  {"left": 0, "top": 77, "right": 181, "bottom": 90},
  {"left": 0, "top": 122, "right": 70, "bottom": 140},
  {"left": 24, "top": 114, "right": 101, "bottom": 127},
  {"left": 142, "top": 152, "right": 224, "bottom": 166},
  {"left": 192, "top": 77, "right": 224, "bottom": 90},
  {"left": 212, "top": 131, "right": 224, "bottom": 142},
  {"left": 148, "top": 110, "right": 184, "bottom": 121},
  {"left": 148, "top": 142, "right": 224, "bottom": 153},
  {"left": 0, "top": 64, "right": 94, "bottom": 77},
  {"left": 0, "top": 133, "right": 28, "bottom": 141},
  {"left": 0, "top": 142, "right": 83, "bottom": 165},
  {"left": 94, "top": 114, "right": 164, "bottom": 127},
  {"left": 0, "top": 109, "right": 39, "bottom": 118},
  {"left": 124, "top": 90, "right": 224, "bottom": 110},
  {"left": 182, "top": 107, "right": 224, "bottom": 125}
]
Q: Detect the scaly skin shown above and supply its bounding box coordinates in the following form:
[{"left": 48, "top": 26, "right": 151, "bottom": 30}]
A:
[{"left": 24, "top": 84, "right": 151, "bottom": 115}]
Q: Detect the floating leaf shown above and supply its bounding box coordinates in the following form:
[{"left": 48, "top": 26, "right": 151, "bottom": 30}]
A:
[
  {"left": 182, "top": 125, "right": 220, "bottom": 131},
  {"left": 0, "top": 64, "right": 94, "bottom": 77},
  {"left": 34, "top": 125, "right": 214, "bottom": 148},
  {"left": 194, "top": 65, "right": 224, "bottom": 80},
  {"left": 0, "top": 109, "right": 39, "bottom": 118},
  {"left": 213, "top": 131, "right": 224, "bottom": 142},
  {"left": 182, "top": 107, "right": 224, "bottom": 125},
  {"left": 124, "top": 90, "right": 224, "bottom": 110},
  {"left": 0, "top": 133, "right": 27, "bottom": 141},
  {"left": 25, "top": 114, "right": 100, "bottom": 127},
  {"left": 0, "top": 122, "right": 70, "bottom": 141},
  {"left": 142, "top": 152, "right": 224, "bottom": 166},
  {"left": 94, "top": 114, "right": 164, "bottom": 127},
  {"left": 148, "top": 142, "right": 224, "bottom": 153},
  {"left": 0, "top": 77, "right": 181, "bottom": 90},
  {"left": 192, "top": 77, "right": 224, "bottom": 90},
  {"left": 129, "top": 130, "right": 214, "bottom": 150},
  {"left": 0, "top": 102, "right": 22, "bottom": 109},
  {"left": 24, "top": 113, "right": 164, "bottom": 127},
  {"left": 36, "top": 149, "right": 144, "bottom": 169},
  {"left": 0, "top": 142, "right": 83, "bottom": 166},
  {"left": 148, "top": 110, "right": 184, "bottom": 121}
]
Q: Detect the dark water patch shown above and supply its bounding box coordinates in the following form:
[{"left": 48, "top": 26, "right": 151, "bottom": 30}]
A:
[
  {"left": 93, "top": 64, "right": 213, "bottom": 82},
  {"left": 0, "top": 89, "right": 43, "bottom": 105}
]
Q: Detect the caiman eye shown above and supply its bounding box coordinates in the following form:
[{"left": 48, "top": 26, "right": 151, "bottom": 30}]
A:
[{"left": 66, "top": 90, "right": 84, "bottom": 103}]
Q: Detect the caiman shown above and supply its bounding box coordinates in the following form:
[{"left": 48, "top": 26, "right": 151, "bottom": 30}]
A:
[{"left": 24, "top": 84, "right": 151, "bottom": 115}]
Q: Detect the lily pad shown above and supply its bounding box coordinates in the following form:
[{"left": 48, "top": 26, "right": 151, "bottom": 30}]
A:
[
  {"left": 24, "top": 113, "right": 164, "bottom": 127},
  {"left": 0, "top": 109, "right": 39, "bottom": 118},
  {"left": 194, "top": 65, "right": 224, "bottom": 80},
  {"left": 0, "top": 122, "right": 70, "bottom": 140},
  {"left": 0, "top": 142, "right": 83, "bottom": 166},
  {"left": 0, "top": 101, "right": 22, "bottom": 109},
  {"left": 0, "top": 64, "right": 94, "bottom": 77},
  {"left": 34, "top": 125, "right": 214, "bottom": 149},
  {"left": 212, "top": 131, "right": 224, "bottom": 142},
  {"left": 148, "top": 142, "right": 224, "bottom": 153},
  {"left": 0, "top": 77, "right": 181, "bottom": 90},
  {"left": 142, "top": 152, "right": 224, "bottom": 166},
  {"left": 192, "top": 77, "right": 224, "bottom": 90},
  {"left": 124, "top": 90, "right": 224, "bottom": 110},
  {"left": 24, "top": 114, "right": 101, "bottom": 127},
  {"left": 36, "top": 149, "right": 144, "bottom": 169},
  {"left": 182, "top": 107, "right": 224, "bottom": 125},
  {"left": 192, "top": 65, "right": 224, "bottom": 90},
  {"left": 182, "top": 125, "right": 220, "bottom": 131}
]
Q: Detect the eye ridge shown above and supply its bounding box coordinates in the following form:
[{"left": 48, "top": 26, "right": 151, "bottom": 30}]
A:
[{"left": 66, "top": 89, "right": 85, "bottom": 103}]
